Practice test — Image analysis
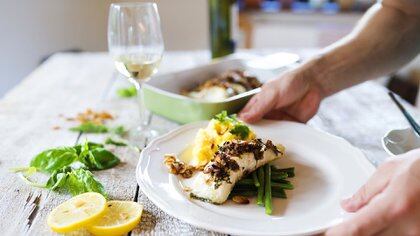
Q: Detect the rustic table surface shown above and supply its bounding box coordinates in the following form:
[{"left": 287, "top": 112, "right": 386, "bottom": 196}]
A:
[{"left": 0, "top": 50, "right": 416, "bottom": 236}]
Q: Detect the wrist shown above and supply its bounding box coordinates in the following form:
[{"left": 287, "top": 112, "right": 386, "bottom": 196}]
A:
[{"left": 295, "top": 55, "right": 329, "bottom": 100}]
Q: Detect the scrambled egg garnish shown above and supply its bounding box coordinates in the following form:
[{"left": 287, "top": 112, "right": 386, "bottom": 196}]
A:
[{"left": 189, "top": 112, "right": 256, "bottom": 167}]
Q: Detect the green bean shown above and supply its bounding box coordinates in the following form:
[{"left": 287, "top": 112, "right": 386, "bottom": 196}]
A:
[
  {"left": 230, "top": 190, "right": 257, "bottom": 197},
  {"left": 232, "top": 164, "right": 294, "bottom": 215},
  {"left": 233, "top": 185, "right": 257, "bottom": 191},
  {"left": 252, "top": 171, "right": 260, "bottom": 187},
  {"left": 271, "top": 172, "right": 288, "bottom": 180},
  {"left": 231, "top": 187, "right": 287, "bottom": 199},
  {"left": 272, "top": 182, "right": 294, "bottom": 190},
  {"left": 237, "top": 178, "right": 254, "bottom": 185},
  {"left": 238, "top": 180, "right": 288, "bottom": 188},
  {"left": 271, "top": 179, "right": 291, "bottom": 184},
  {"left": 239, "top": 175, "right": 294, "bottom": 190},
  {"left": 272, "top": 166, "right": 295, "bottom": 177},
  {"left": 236, "top": 182, "right": 254, "bottom": 187},
  {"left": 264, "top": 164, "right": 272, "bottom": 215},
  {"left": 272, "top": 188, "right": 287, "bottom": 199},
  {"left": 257, "top": 167, "right": 265, "bottom": 206}
]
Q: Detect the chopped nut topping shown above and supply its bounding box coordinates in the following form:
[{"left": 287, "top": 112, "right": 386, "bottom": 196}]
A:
[
  {"left": 203, "top": 139, "right": 282, "bottom": 189},
  {"left": 219, "top": 139, "right": 264, "bottom": 160},
  {"left": 164, "top": 154, "right": 197, "bottom": 178}
]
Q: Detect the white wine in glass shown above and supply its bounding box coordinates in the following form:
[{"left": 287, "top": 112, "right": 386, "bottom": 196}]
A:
[
  {"left": 108, "top": 3, "right": 164, "bottom": 140},
  {"left": 114, "top": 53, "right": 162, "bottom": 82}
]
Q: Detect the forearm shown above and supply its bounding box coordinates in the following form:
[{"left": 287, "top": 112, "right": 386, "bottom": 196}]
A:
[{"left": 301, "top": 3, "right": 420, "bottom": 97}]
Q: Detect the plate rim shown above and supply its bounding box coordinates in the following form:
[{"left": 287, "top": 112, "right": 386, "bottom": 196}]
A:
[{"left": 136, "top": 120, "right": 375, "bottom": 235}]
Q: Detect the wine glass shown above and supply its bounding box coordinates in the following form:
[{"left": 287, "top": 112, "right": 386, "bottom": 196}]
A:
[{"left": 108, "top": 2, "right": 164, "bottom": 140}]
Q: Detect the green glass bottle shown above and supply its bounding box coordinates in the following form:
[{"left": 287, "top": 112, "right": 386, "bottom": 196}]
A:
[{"left": 209, "top": 0, "right": 237, "bottom": 59}]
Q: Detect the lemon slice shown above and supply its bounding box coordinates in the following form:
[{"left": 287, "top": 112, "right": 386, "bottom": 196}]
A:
[
  {"left": 88, "top": 201, "right": 143, "bottom": 236},
  {"left": 47, "top": 192, "right": 107, "bottom": 233}
]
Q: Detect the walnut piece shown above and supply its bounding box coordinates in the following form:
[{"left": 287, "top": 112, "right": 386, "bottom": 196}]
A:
[
  {"left": 164, "top": 154, "right": 196, "bottom": 178},
  {"left": 66, "top": 108, "right": 114, "bottom": 125},
  {"left": 232, "top": 196, "right": 250, "bottom": 204}
]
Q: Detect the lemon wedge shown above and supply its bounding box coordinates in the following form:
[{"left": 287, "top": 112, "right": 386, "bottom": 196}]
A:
[
  {"left": 47, "top": 192, "right": 107, "bottom": 233},
  {"left": 88, "top": 201, "right": 143, "bottom": 236}
]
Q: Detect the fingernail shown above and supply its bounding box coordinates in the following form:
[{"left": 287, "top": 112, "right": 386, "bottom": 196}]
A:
[{"left": 341, "top": 196, "right": 359, "bottom": 212}]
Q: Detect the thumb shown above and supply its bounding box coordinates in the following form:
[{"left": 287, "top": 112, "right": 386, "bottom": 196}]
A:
[
  {"left": 341, "top": 160, "right": 399, "bottom": 212},
  {"left": 239, "top": 87, "right": 277, "bottom": 123},
  {"left": 327, "top": 191, "right": 391, "bottom": 236}
]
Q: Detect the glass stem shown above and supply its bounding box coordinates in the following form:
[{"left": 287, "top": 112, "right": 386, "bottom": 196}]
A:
[{"left": 133, "top": 79, "right": 149, "bottom": 127}]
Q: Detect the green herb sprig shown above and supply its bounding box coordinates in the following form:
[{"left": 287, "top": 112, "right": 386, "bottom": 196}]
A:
[
  {"left": 230, "top": 123, "right": 251, "bottom": 139},
  {"left": 77, "top": 140, "right": 120, "bottom": 170},
  {"left": 46, "top": 167, "right": 107, "bottom": 197},
  {"left": 70, "top": 122, "right": 128, "bottom": 138},
  {"left": 214, "top": 111, "right": 251, "bottom": 139},
  {"left": 70, "top": 122, "right": 108, "bottom": 133},
  {"left": 12, "top": 139, "right": 120, "bottom": 197},
  {"left": 104, "top": 137, "right": 128, "bottom": 146}
]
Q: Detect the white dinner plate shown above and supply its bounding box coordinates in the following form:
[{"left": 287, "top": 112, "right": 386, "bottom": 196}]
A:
[{"left": 136, "top": 120, "right": 375, "bottom": 235}]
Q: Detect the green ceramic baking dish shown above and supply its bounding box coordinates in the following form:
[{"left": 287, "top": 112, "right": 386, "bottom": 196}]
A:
[{"left": 143, "top": 58, "right": 280, "bottom": 124}]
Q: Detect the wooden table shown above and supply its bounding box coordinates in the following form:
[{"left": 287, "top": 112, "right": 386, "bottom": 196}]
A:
[{"left": 0, "top": 50, "right": 416, "bottom": 235}]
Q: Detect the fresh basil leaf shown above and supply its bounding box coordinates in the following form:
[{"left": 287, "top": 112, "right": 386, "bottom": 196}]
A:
[
  {"left": 70, "top": 122, "right": 108, "bottom": 133},
  {"left": 45, "top": 167, "right": 107, "bottom": 197},
  {"left": 78, "top": 148, "right": 120, "bottom": 170},
  {"left": 112, "top": 125, "right": 127, "bottom": 137},
  {"left": 66, "top": 168, "right": 107, "bottom": 197},
  {"left": 104, "top": 137, "right": 127, "bottom": 146},
  {"left": 117, "top": 86, "right": 137, "bottom": 98},
  {"left": 230, "top": 123, "right": 250, "bottom": 139},
  {"left": 78, "top": 139, "right": 90, "bottom": 161},
  {"left": 30, "top": 147, "right": 78, "bottom": 173},
  {"left": 45, "top": 166, "right": 72, "bottom": 190},
  {"left": 74, "top": 141, "right": 104, "bottom": 156}
]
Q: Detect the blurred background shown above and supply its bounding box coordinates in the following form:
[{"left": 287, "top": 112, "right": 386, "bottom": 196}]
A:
[{"left": 1, "top": 0, "right": 419, "bottom": 104}]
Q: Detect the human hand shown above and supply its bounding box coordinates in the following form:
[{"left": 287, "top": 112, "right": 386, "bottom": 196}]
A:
[
  {"left": 327, "top": 149, "right": 420, "bottom": 236},
  {"left": 238, "top": 68, "right": 323, "bottom": 123}
]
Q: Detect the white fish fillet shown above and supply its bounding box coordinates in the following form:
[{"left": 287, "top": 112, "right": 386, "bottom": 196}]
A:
[{"left": 189, "top": 139, "right": 282, "bottom": 204}]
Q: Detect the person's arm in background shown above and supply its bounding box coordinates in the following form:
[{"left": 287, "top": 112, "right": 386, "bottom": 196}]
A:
[
  {"left": 239, "top": 1, "right": 420, "bottom": 235},
  {"left": 239, "top": 1, "right": 420, "bottom": 123}
]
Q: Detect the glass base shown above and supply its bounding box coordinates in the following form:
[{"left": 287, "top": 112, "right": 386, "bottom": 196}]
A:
[{"left": 129, "top": 125, "right": 164, "bottom": 145}]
